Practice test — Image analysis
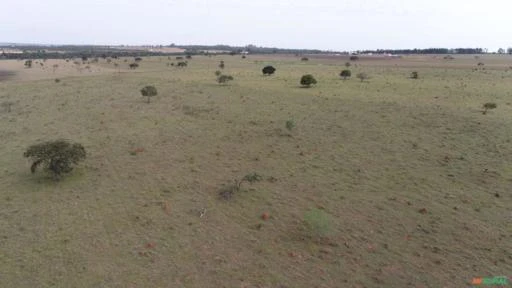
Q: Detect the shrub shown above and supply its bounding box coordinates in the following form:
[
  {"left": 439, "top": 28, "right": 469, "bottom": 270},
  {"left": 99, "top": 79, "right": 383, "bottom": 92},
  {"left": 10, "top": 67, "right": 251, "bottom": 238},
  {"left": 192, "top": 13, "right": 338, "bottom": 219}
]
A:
[
  {"left": 218, "top": 172, "right": 262, "bottom": 200},
  {"left": 129, "top": 63, "right": 139, "bottom": 69},
  {"left": 186, "top": 55, "right": 192, "bottom": 59},
  {"left": 411, "top": 71, "right": 419, "bottom": 79},
  {"left": 217, "top": 74, "right": 234, "bottom": 84},
  {"left": 482, "top": 102, "right": 497, "bottom": 114},
  {"left": 262, "top": 65, "right": 276, "bottom": 75},
  {"left": 304, "top": 208, "right": 332, "bottom": 238},
  {"left": 177, "top": 61, "right": 187, "bottom": 67},
  {"left": 345, "top": 62, "right": 351, "bottom": 67},
  {"left": 285, "top": 120, "right": 295, "bottom": 131},
  {"left": 214, "top": 70, "right": 222, "bottom": 76},
  {"left": 301, "top": 57, "right": 309, "bottom": 61},
  {"left": 340, "top": 70, "right": 351, "bottom": 80},
  {"left": 24, "top": 60, "right": 32, "bottom": 68},
  {"left": 176, "top": 56, "right": 184, "bottom": 60},
  {"left": 140, "top": 85, "right": 158, "bottom": 103},
  {"left": 356, "top": 72, "right": 369, "bottom": 82},
  {"left": 134, "top": 57, "right": 142, "bottom": 62},
  {"left": 23, "top": 139, "right": 86, "bottom": 180},
  {"left": 477, "top": 62, "right": 485, "bottom": 67},
  {"left": 219, "top": 61, "right": 225, "bottom": 69},
  {"left": 55, "top": 78, "right": 61, "bottom": 83},
  {"left": 350, "top": 55, "right": 359, "bottom": 61},
  {"left": 300, "top": 74, "right": 317, "bottom": 87},
  {"left": 443, "top": 55, "right": 454, "bottom": 60}
]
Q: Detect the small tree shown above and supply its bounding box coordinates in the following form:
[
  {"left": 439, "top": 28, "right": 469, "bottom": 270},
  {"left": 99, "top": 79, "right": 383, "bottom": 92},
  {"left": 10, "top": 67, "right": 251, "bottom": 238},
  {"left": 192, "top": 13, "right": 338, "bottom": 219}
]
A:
[
  {"left": 24, "top": 60, "right": 32, "bottom": 68},
  {"left": 356, "top": 72, "right": 369, "bottom": 82},
  {"left": 214, "top": 70, "right": 222, "bottom": 76},
  {"left": 177, "top": 61, "right": 187, "bottom": 67},
  {"left": 411, "top": 71, "right": 419, "bottom": 79},
  {"left": 301, "top": 57, "right": 309, "bottom": 62},
  {"left": 300, "top": 74, "right": 317, "bottom": 87},
  {"left": 134, "top": 57, "right": 142, "bottom": 62},
  {"left": 23, "top": 139, "right": 86, "bottom": 180},
  {"left": 350, "top": 55, "right": 359, "bottom": 61},
  {"left": 186, "top": 55, "right": 192, "bottom": 59},
  {"left": 140, "top": 86, "right": 158, "bottom": 103},
  {"left": 262, "top": 66, "right": 276, "bottom": 75},
  {"left": 219, "top": 61, "right": 225, "bottom": 69},
  {"left": 129, "top": 63, "right": 139, "bottom": 69},
  {"left": 482, "top": 102, "right": 497, "bottom": 114},
  {"left": 217, "top": 74, "right": 234, "bottom": 84},
  {"left": 340, "top": 70, "right": 351, "bottom": 80}
]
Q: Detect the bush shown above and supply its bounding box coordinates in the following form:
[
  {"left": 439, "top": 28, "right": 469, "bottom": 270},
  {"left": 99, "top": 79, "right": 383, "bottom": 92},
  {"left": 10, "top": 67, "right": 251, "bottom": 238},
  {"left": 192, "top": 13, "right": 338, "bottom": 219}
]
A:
[
  {"left": 24, "top": 60, "right": 32, "bottom": 68},
  {"left": 219, "top": 61, "right": 225, "bottom": 69},
  {"left": 177, "top": 61, "right": 187, "bottom": 67},
  {"left": 262, "top": 65, "right": 276, "bottom": 75},
  {"left": 129, "top": 63, "right": 139, "bottom": 69},
  {"left": 345, "top": 62, "right": 351, "bottom": 67},
  {"left": 356, "top": 72, "right": 369, "bottom": 82},
  {"left": 23, "top": 140, "right": 86, "bottom": 180},
  {"left": 285, "top": 120, "right": 295, "bottom": 131},
  {"left": 304, "top": 208, "right": 332, "bottom": 238},
  {"left": 482, "top": 102, "right": 497, "bottom": 114},
  {"left": 301, "top": 57, "right": 309, "bottom": 62},
  {"left": 140, "top": 85, "right": 158, "bottom": 103},
  {"left": 350, "top": 55, "right": 359, "bottom": 61},
  {"left": 214, "top": 70, "right": 222, "bottom": 76},
  {"left": 340, "top": 70, "right": 351, "bottom": 80},
  {"left": 300, "top": 74, "right": 317, "bottom": 87},
  {"left": 186, "top": 55, "right": 192, "bottom": 59},
  {"left": 217, "top": 74, "right": 234, "bottom": 84},
  {"left": 411, "top": 71, "right": 419, "bottom": 79},
  {"left": 134, "top": 57, "right": 142, "bottom": 62}
]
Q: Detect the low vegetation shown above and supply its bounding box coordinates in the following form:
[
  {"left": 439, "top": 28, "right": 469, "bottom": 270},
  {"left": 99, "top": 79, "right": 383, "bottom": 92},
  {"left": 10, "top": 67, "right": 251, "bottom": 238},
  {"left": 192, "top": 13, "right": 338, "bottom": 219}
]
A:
[{"left": 23, "top": 139, "right": 86, "bottom": 180}]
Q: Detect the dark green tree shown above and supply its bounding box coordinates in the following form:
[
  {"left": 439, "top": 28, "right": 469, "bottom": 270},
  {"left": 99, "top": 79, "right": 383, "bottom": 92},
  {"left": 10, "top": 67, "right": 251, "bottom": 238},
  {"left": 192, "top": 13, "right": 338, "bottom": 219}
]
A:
[
  {"left": 24, "top": 140, "right": 86, "bottom": 180},
  {"left": 300, "top": 74, "right": 317, "bottom": 87},
  {"left": 340, "top": 70, "right": 351, "bottom": 80},
  {"left": 262, "top": 66, "right": 276, "bottom": 75},
  {"left": 140, "top": 86, "right": 158, "bottom": 103}
]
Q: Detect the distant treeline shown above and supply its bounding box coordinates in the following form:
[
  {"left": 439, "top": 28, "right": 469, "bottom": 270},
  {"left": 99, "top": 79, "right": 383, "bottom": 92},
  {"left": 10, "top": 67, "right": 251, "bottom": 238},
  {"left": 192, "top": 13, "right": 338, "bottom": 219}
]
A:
[
  {"left": 358, "top": 48, "right": 486, "bottom": 54},
  {"left": 176, "top": 44, "right": 324, "bottom": 55},
  {"left": 0, "top": 49, "right": 173, "bottom": 60}
]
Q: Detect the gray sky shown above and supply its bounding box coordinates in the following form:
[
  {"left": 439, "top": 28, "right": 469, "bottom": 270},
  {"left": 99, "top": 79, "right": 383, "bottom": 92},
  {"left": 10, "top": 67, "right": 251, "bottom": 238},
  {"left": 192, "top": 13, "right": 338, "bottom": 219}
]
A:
[{"left": 1, "top": 0, "right": 510, "bottom": 51}]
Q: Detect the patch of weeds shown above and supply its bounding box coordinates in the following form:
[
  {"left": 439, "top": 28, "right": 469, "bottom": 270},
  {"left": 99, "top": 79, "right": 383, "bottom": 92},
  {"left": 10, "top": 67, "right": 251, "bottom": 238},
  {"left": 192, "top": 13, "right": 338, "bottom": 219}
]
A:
[
  {"left": 285, "top": 119, "right": 295, "bottom": 131},
  {"left": 482, "top": 102, "right": 497, "bottom": 114},
  {"left": 218, "top": 172, "right": 263, "bottom": 200},
  {"left": 304, "top": 208, "right": 332, "bottom": 239}
]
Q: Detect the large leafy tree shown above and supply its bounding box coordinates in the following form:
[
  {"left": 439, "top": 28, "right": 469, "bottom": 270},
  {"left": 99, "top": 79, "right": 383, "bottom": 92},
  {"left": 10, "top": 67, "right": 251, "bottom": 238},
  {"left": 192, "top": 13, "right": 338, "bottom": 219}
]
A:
[{"left": 24, "top": 140, "right": 86, "bottom": 180}]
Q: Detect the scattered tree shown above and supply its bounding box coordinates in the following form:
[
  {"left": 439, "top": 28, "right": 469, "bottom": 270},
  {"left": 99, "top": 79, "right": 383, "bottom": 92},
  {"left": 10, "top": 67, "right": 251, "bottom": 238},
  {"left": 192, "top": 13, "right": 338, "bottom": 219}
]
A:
[
  {"left": 498, "top": 48, "right": 505, "bottom": 54},
  {"left": 23, "top": 139, "right": 86, "bottom": 180},
  {"left": 140, "top": 85, "right": 158, "bottom": 103},
  {"left": 285, "top": 120, "right": 295, "bottom": 131},
  {"left": 301, "top": 57, "right": 309, "bottom": 62},
  {"left": 410, "top": 71, "right": 419, "bottom": 79},
  {"left": 134, "top": 57, "right": 142, "bottom": 62},
  {"left": 356, "top": 72, "right": 369, "bottom": 82},
  {"left": 217, "top": 74, "right": 234, "bottom": 84},
  {"left": 176, "top": 56, "right": 184, "bottom": 60},
  {"left": 214, "top": 70, "right": 222, "bottom": 76},
  {"left": 52, "top": 64, "right": 59, "bottom": 74},
  {"left": 340, "top": 70, "right": 351, "bottom": 80},
  {"left": 262, "top": 65, "right": 276, "bottom": 75},
  {"left": 508, "top": 48, "right": 512, "bottom": 54},
  {"left": 482, "top": 102, "right": 497, "bottom": 114},
  {"left": 300, "top": 74, "right": 317, "bottom": 87},
  {"left": 24, "top": 60, "right": 32, "bottom": 68},
  {"left": 1, "top": 101, "right": 14, "bottom": 113},
  {"left": 219, "top": 60, "right": 225, "bottom": 69},
  {"left": 345, "top": 62, "right": 351, "bottom": 67},
  {"left": 186, "top": 55, "right": 192, "bottom": 59},
  {"left": 177, "top": 61, "right": 187, "bottom": 67},
  {"left": 350, "top": 55, "right": 359, "bottom": 61},
  {"left": 129, "top": 63, "right": 139, "bottom": 69}
]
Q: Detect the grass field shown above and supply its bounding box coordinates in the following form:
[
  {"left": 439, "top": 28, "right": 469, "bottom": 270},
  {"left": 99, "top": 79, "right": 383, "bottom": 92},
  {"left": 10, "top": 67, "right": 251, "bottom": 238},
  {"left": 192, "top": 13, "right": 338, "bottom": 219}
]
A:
[{"left": 1, "top": 54, "right": 512, "bottom": 288}]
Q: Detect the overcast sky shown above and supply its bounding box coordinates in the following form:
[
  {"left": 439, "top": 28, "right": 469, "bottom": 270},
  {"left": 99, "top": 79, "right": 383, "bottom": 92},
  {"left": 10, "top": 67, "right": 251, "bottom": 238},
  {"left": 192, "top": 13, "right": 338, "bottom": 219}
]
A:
[{"left": 1, "top": 0, "right": 510, "bottom": 51}]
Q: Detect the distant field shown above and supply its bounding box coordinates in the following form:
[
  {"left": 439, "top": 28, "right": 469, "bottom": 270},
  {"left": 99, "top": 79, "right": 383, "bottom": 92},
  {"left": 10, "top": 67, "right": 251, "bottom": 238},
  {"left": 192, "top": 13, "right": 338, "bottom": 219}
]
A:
[{"left": 1, "top": 54, "right": 511, "bottom": 288}]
